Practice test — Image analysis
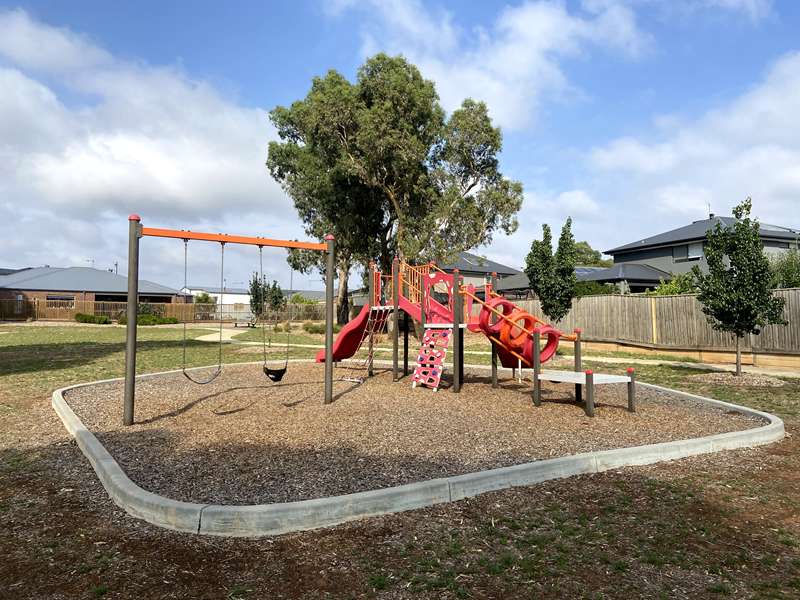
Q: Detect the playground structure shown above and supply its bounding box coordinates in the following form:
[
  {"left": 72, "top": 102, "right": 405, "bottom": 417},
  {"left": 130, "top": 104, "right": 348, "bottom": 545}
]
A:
[
  {"left": 317, "top": 258, "right": 636, "bottom": 415},
  {"left": 123, "top": 215, "right": 337, "bottom": 425},
  {"left": 123, "top": 215, "right": 634, "bottom": 424}
]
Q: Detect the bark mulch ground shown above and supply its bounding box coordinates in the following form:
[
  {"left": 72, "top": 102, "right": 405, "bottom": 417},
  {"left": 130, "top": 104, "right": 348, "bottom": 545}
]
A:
[{"left": 63, "top": 362, "right": 763, "bottom": 506}]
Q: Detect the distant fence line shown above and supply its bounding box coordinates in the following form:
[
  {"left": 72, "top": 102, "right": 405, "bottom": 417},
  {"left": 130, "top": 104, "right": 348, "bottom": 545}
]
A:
[
  {"left": 2, "top": 290, "right": 799, "bottom": 354},
  {"left": 0, "top": 299, "right": 326, "bottom": 324},
  {"left": 512, "top": 288, "right": 800, "bottom": 354}
]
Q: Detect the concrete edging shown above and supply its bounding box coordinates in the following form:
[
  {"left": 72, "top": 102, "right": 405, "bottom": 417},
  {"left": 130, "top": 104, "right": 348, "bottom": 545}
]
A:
[{"left": 52, "top": 363, "right": 785, "bottom": 537}]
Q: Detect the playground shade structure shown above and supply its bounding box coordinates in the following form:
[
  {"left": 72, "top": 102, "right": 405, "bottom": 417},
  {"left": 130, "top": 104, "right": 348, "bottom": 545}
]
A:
[{"left": 316, "top": 263, "right": 570, "bottom": 370}]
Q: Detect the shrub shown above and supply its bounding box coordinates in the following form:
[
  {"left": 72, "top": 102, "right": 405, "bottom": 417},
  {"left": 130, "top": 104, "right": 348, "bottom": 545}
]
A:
[
  {"left": 75, "top": 313, "right": 111, "bottom": 325},
  {"left": 302, "top": 321, "right": 341, "bottom": 334},
  {"left": 118, "top": 314, "right": 179, "bottom": 326}
]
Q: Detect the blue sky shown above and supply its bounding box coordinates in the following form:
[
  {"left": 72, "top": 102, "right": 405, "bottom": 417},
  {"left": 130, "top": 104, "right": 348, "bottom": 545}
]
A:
[{"left": 1, "top": 0, "right": 798, "bottom": 290}]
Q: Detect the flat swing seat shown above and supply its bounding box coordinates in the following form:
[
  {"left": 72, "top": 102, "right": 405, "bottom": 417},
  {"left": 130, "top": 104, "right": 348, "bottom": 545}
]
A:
[{"left": 263, "top": 365, "right": 287, "bottom": 382}]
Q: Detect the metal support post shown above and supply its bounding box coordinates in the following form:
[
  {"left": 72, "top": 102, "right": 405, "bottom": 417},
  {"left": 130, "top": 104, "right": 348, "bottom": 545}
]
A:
[
  {"left": 574, "top": 328, "right": 582, "bottom": 404},
  {"left": 532, "top": 329, "right": 541, "bottom": 406},
  {"left": 324, "top": 234, "right": 335, "bottom": 404},
  {"left": 123, "top": 215, "right": 141, "bottom": 426},
  {"left": 368, "top": 262, "right": 375, "bottom": 377},
  {"left": 490, "top": 272, "right": 498, "bottom": 388},
  {"left": 585, "top": 370, "right": 595, "bottom": 417},
  {"left": 452, "top": 269, "right": 462, "bottom": 393},
  {"left": 392, "top": 256, "right": 399, "bottom": 381},
  {"left": 403, "top": 311, "right": 409, "bottom": 376}
]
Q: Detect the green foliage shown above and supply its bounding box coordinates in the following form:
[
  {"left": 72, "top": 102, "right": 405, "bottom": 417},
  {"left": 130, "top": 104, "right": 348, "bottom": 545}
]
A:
[
  {"left": 574, "top": 241, "right": 612, "bottom": 267},
  {"left": 289, "top": 293, "right": 315, "bottom": 304},
  {"left": 302, "top": 321, "right": 341, "bottom": 335},
  {"left": 574, "top": 281, "right": 614, "bottom": 297},
  {"left": 118, "top": 314, "right": 179, "bottom": 326},
  {"left": 647, "top": 272, "right": 698, "bottom": 296},
  {"left": 524, "top": 218, "right": 576, "bottom": 322},
  {"left": 194, "top": 291, "right": 216, "bottom": 305},
  {"left": 75, "top": 313, "right": 111, "bottom": 325},
  {"left": 249, "top": 272, "right": 268, "bottom": 317},
  {"left": 268, "top": 53, "right": 522, "bottom": 271},
  {"left": 770, "top": 248, "right": 800, "bottom": 289},
  {"left": 693, "top": 198, "right": 786, "bottom": 373},
  {"left": 265, "top": 280, "right": 285, "bottom": 311}
]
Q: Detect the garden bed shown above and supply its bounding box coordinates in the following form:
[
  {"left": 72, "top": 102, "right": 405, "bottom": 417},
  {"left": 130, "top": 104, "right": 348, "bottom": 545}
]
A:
[{"left": 63, "top": 362, "right": 763, "bottom": 506}]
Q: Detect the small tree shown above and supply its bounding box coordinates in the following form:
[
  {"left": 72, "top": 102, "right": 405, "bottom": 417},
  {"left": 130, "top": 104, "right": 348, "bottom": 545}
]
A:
[
  {"left": 525, "top": 218, "right": 577, "bottom": 322},
  {"left": 693, "top": 198, "right": 787, "bottom": 375},
  {"left": 770, "top": 248, "right": 800, "bottom": 289},
  {"left": 194, "top": 291, "right": 216, "bottom": 305},
  {"left": 248, "top": 273, "right": 267, "bottom": 319},
  {"left": 647, "top": 272, "right": 698, "bottom": 296},
  {"left": 266, "top": 280, "right": 285, "bottom": 312}
]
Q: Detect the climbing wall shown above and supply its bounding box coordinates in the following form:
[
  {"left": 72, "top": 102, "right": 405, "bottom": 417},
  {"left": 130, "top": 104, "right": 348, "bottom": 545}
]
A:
[{"left": 411, "top": 328, "right": 452, "bottom": 391}]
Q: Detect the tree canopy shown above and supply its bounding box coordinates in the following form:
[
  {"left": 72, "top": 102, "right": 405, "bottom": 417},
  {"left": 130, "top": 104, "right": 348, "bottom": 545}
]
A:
[
  {"left": 267, "top": 53, "right": 523, "bottom": 321},
  {"left": 770, "top": 248, "right": 800, "bottom": 289},
  {"left": 574, "top": 241, "right": 612, "bottom": 267},
  {"left": 693, "top": 198, "right": 786, "bottom": 374},
  {"left": 524, "top": 218, "right": 577, "bottom": 322}
]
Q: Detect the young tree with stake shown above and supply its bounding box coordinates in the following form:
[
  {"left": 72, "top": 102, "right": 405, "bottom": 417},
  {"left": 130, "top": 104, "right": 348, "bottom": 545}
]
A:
[{"left": 693, "top": 198, "right": 787, "bottom": 375}]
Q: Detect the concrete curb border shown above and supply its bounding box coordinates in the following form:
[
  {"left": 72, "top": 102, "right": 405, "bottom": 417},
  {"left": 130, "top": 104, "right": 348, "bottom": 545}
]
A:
[{"left": 52, "top": 362, "right": 785, "bottom": 537}]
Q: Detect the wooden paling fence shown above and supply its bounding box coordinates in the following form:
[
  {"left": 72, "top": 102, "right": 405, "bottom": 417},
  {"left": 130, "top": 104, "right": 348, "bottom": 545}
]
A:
[
  {"left": 513, "top": 288, "right": 800, "bottom": 354},
  {"left": 0, "top": 299, "right": 326, "bottom": 324}
]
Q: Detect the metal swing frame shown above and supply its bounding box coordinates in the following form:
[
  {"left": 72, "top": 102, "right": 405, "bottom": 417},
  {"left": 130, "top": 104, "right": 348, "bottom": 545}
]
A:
[{"left": 123, "top": 215, "right": 335, "bottom": 426}]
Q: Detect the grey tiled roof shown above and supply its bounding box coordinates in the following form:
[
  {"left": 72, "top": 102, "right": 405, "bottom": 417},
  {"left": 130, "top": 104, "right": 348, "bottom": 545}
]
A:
[
  {"left": 187, "top": 286, "right": 326, "bottom": 301},
  {"left": 496, "top": 267, "right": 607, "bottom": 292},
  {"left": 0, "top": 267, "right": 178, "bottom": 295},
  {"left": 578, "top": 263, "right": 671, "bottom": 283},
  {"left": 606, "top": 216, "right": 800, "bottom": 254},
  {"left": 437, "top": 252, "right": 520, "bottom": 276}
]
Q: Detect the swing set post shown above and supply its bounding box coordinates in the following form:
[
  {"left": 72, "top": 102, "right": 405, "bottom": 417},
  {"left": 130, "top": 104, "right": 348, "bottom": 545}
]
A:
[
  {"left": 323, "top": 234, "right": 335, "bottom": 404},
  {"left": 123, "top": 215, "right": 141, "bottom": 426}
]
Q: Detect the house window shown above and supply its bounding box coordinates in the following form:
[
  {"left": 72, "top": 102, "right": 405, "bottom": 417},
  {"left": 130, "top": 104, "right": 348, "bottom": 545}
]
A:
[
  {"left": 15, "top": 294, "right": 23, "bottom": 315},
  {"left": 687, "top": 242, "right": 703, "bottom": 260},
  {"left": 46, "top": 295, "right": 75, "bottom": 308},
  {"left": 673, "top": 243, "right": 703, "bottom": 262}
]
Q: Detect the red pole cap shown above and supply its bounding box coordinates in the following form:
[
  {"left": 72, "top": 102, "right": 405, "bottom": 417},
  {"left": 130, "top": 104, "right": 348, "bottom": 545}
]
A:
[
  {"left": 627, "top": 367, "right": 635, "bottom": 374},
  {"left": 491, "top": 271, "right": 497, "bottom": 276},
  {"left": 128, "top": 214, "right": 141, "bottom": 222},
  {"left": 584, "top": 369, "right": 593, "bottom": 375},
  {"left": 324, "top": 234, "right": 335, "bottom": 241},
  {"left": 574, "top": 327, "right": 582, "bottom": 334}
]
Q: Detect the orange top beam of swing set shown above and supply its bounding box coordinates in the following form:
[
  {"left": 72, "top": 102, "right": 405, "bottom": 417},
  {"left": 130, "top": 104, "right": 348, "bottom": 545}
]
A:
[{"left": 140, "top": 227, "right": 328, "bottom": 251}]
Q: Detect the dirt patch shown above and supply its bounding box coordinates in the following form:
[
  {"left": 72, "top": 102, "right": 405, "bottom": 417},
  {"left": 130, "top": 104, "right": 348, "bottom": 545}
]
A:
[
  {"left": 63, "top": 362, "right": 763, "bottom": 506},
  {"left": 688, "top": 371, "right": 787, "bottom": 387}
]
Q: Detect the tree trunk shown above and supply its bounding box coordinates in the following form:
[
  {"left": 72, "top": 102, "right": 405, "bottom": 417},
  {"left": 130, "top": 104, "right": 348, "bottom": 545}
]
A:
[
  {"left": 336, "top": 263, "right": 350, "bottom": 325},
  {"left": 735, "top": 335, "right": 742, "bottom": 376}
]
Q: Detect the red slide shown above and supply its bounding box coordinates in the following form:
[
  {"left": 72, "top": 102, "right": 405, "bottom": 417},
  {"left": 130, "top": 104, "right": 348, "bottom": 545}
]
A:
[{"left": 315, "top": 304, "right": 371, "bottom": 363}]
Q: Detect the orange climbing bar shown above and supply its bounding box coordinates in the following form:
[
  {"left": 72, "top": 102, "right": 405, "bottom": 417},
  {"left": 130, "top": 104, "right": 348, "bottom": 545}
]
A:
[{"left": 140, "top": 227, "right": 328, "bottom": 251}]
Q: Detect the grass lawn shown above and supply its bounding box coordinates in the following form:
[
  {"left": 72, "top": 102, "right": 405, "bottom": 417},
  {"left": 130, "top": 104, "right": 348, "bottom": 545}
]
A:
[{"left": 1, "top": 323, "right": 799, "bottom": 599}]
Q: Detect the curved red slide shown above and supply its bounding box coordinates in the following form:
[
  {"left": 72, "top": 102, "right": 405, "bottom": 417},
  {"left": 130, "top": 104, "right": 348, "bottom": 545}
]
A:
[{"left": 315, "top": 304, "right": 371, "bottom": 363}]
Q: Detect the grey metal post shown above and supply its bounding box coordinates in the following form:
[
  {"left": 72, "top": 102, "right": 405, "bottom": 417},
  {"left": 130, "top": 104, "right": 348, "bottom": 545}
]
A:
[
  {"left": 452, "top": 269, "right": 462, "bottom": 393},
  {"left": 532, "top": 329, "right": 541, "bottom": 406},
  {"left": 392, "top": 256, "right": 400, "bottom": 381},
  {"left": 403, "top": 311, "right": 409, "bottom": 376},
  {"left": 420, "top": 264, "right": 428, "bottom": 330},
  {"left": 324, "top": 234, "right": 335, "bottom": 404},
  {"left": 123, "top": 214, "right": 141, "bottom": 426},
  {"left": 490, "top": 272, "right": 498, "bottom": 388},
  {"left": 585, "top": 370, "right": 595, "bottom": 417},
  {"left": 627, "top": 368, "right": 636, "bottom": 412},
  {"left": 574, "top": 328, "right": 582, "bottom": 404},
  {"left": 367, "top": 261, "right": 374, "bottom": 378}
]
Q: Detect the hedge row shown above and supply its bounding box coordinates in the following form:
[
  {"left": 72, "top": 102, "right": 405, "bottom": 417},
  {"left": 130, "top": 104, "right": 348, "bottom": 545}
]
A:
[{"left": 75, "top": 313, "right": 112, "bottom": 325}]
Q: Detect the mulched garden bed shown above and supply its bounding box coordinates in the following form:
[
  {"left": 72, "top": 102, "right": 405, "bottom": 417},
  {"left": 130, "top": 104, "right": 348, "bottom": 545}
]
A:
[{"left": 63, "top": 362, "right": 764, "bottom": 505}]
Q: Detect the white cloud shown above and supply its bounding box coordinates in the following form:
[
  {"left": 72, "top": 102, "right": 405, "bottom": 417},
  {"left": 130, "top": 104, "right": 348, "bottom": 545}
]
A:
[
  {"left": 699, "top": 0, "right": 772, "bottom": 22},
  {"left": 589, "top": 51, "right": 800, "bottom": 232},
  {"left": 0, "top": 10, "right": 303, "bottom": 289},
  {"left": 333, "top": 0, "right": 651, "bottom": 130}
]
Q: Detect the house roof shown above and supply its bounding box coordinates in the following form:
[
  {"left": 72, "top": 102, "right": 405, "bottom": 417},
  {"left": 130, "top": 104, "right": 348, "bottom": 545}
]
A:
[
  {"left": 437, "top": 252, "right": 520, "bottom": 276},
  {"left": 496, "top": 267, "right": 607, "bottom": 292},
  {"left": 0, "top": 267, "right": 179, "bottom": 295},
  {"left": 578, "top": 263, "right": 671, "bottom": 284},
  {"left": 0, "top": 267, "right": 28, "bottom": 277},
  {"left": 606, "top": 215, "right": 800, "bottom": 254}
]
